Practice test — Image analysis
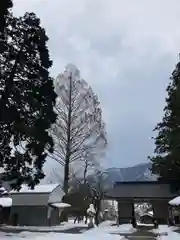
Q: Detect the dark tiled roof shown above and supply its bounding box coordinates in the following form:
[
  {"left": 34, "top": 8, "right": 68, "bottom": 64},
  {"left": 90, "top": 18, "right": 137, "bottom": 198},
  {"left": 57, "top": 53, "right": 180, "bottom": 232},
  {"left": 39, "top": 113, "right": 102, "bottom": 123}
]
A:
[{"left": 106, "top": 182, "right": 176, "bottom": 199}]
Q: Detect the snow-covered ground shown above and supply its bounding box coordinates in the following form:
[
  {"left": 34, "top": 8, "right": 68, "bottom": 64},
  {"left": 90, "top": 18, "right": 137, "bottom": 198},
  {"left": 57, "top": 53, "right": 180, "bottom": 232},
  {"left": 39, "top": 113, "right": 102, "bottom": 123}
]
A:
[
  {"left": 0, "top": 221, "right": 87, "bottom": 232},
  {"left": 0, "top": 221, "right": 131, "bottom": 240},
  {"left": 96, "top": 223, "right": 136, "bottom": 234},
  {"left": 0, "top": 231, "right": 127, "bottom": 240},
  {"left": 3, "top": 221, "right": 180, "bottom": 240},
  {"left": 151, "top": 224, "right": 180, "bottom": 240},
  {"left": 2, "top": 221, "right": 180, "bottom": 240}
]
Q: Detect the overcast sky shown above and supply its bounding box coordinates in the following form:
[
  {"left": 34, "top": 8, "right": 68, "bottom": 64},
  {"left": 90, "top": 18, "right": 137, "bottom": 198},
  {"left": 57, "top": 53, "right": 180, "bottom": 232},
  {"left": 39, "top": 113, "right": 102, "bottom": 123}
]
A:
[{"left": 13, "top": 0, "right": 180, "bottom": 168}]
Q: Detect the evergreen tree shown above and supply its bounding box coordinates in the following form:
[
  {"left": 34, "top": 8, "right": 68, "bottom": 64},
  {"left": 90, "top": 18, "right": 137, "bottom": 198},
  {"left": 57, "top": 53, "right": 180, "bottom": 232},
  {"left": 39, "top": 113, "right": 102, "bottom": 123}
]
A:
[
  {"left": 0, "top": 12, "right": 57, "bottom": 189},
  {"left": 150, "top": 60, "right": 180, "bottom": 189},
  {"left": 0, "top": 0, "right": 13, "bottom": 53}
]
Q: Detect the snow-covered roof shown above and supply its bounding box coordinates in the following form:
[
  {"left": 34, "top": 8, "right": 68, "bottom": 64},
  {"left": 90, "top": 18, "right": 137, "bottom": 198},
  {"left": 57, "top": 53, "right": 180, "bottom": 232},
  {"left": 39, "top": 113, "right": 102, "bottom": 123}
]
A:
[
  {"left": 51, "top": 202, "right": 71, "bottom": 208},
  {"left": 0, "top": 187, "right": 5, "bottom": 192},
  {"left": 169, "top": 196, "right": 180, "bottom": 206},
  {"left": 0, "top": 197, "right": 12, "bottom": 207},
  {"left": 10, "top": 184, "right": 59, "bottom": 194},
  {"left": 149, "top": 211, "right": 153, "bottom": 216}
]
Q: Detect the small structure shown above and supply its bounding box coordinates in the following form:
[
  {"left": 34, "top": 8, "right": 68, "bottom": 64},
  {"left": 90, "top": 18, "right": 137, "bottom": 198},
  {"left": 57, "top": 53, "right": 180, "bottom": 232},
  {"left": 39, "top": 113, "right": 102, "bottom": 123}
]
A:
[
  {"left": 51, "top": 202, "right": 71, "bottom": 218},
  {"left": 169, "top": 196, "right": 180, "bottom": 224},
  {"left": 9, "top": 184, "right": 67, "bottom": 226}
]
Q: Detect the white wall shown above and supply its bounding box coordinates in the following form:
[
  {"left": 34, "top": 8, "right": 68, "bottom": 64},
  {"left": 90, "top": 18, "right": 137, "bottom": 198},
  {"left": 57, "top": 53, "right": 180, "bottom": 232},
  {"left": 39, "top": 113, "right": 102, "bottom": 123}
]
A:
[{"left": 48, "top": 185, "right": 64, "bottom": 203}]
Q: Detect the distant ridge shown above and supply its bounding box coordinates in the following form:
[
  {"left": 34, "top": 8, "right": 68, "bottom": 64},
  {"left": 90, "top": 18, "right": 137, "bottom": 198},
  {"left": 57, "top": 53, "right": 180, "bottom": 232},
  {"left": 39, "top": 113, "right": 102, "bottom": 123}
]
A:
[{"left": 102, "top": 162, "right": 157, "bottom": 188}]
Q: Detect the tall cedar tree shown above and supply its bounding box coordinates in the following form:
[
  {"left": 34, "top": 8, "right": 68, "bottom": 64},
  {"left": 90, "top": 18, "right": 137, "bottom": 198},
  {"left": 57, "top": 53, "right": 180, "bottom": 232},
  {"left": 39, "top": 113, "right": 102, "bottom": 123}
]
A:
[
  {"left": 0, "top": 12, "right": 57, "bottom": 189},
  {"left": 150, "top": 60, "right": 180, "bottom": 190},
  {"left": 50, "top": 64, "right": 107, "bottom": 195}
]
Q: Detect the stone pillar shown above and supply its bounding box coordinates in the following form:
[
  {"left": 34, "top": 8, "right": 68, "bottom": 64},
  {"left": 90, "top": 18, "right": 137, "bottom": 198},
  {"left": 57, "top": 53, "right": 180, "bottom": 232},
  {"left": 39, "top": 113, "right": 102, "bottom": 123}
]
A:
[
  {"left": 152, "top": 200, "right": 169, "bottom": 224},
  {"left": 118, "top": 200, "right": 134, "bottom": 224}
]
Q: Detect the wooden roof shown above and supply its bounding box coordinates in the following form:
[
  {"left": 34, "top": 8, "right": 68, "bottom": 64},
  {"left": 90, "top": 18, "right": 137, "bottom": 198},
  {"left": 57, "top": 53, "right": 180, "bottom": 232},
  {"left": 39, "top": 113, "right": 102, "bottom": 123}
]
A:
[{"left": 105, "top": 181, "right": 177, "bottom": 200}]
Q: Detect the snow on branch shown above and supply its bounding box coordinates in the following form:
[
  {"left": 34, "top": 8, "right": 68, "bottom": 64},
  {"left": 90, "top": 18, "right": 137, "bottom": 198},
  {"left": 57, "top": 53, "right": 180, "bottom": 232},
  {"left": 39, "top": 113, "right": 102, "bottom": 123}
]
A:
[{"left": 49, "top": 64, "right": 107, "bottom": 179}]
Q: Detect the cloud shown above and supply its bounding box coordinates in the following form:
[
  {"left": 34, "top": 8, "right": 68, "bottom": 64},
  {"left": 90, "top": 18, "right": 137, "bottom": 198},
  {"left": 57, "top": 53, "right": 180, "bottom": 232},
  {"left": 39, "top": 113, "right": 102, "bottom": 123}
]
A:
[{"left": 13, "top": 0, "right": 180, "bottom": 169}]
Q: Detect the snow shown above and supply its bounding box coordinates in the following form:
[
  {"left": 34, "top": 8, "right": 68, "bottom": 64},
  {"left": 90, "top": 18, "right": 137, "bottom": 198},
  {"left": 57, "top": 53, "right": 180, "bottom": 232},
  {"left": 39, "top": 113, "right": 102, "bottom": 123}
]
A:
[
  {"left": 149, "top": 210, "right": 153, "bottom": 216},
  {"left": 0, "top": 186, "right": 6, "bottom": 192},
  {"left": 157, "top": 232, "right": 180, "bottom": 240},
  {"left": 139, "top": 212, "right": 153, "bottom": 217},
  {"left": 83, "top": 230, "right": 126, "bottom": 240},
  {"left": 3, "top": 221, "right": 133, "bottom": 236},
  {"left": 0, "top": 231, "right": 127, "bottom": 240},
  {"left": 151, "top": 224, "right": 179, "bottom": 235},
  {"left": 51, "top": 202, "right": 71, "bottom": 208},
  {"left": 10, "top": 184, "right": 59, "bottom": 194},
  {"left": 137, "top": 222, "right": 154, "bottom": 227},
  {"left": 151, "top": 225, "right": 180, "bottom": 240},
  {"left": 1, "top": 221, "right": 87, "bottom": 232},
  {"left": 103, "top": 224, "right": 136, "bottom": 234},
  {"left": 0, "top": 221, "right": 127, "bottom": 240},
  {"left": 65, "top": 63, "right": 80, "bottom": 79},
  {"left": 0, "top": 197, "right": 12, "bottom": 207},
  {"left": 1, "top": 219, "right": 180, "bottom": 240},
  {"left": 98, "top": 220, "right": 116, "bottom": 227},
  {"left": 87, "top": 204, "right": 96, "bottom": 214},
  {"left": 86, "top": 222, "right": 135, "bottom": 235},
  {"left": 169, "top": 196, "right": 180, "bottom": 206},
  {"left": 2, "top": 191, "right": 8, "bottom": 195}
]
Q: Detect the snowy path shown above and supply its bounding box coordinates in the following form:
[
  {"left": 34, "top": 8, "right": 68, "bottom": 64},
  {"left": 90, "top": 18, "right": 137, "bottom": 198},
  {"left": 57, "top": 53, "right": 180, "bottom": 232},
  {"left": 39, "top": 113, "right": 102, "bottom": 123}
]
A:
[
  {"left": 113, "top": 225, "right": 156, "bottom": 240},
  {"left": 1, "top": 222, "right": 180, "bottom": 240},
  {"left": 0, "top": 221, "right": 127, "bottom": 240},
  {"left": 0, "top": 225, "right": 88, "bottom": 234},
  {"left": 150, "top": 225, "right": 180, "bottom": 240},
  {"left": 0, "top": 230, "right": 127, "bottom": 240},
  {"left": 0, "top": 221, "right": 88, "bottom": 233},
  {"left": 127, "top": 237, "right": 156, "bottom": 239}
]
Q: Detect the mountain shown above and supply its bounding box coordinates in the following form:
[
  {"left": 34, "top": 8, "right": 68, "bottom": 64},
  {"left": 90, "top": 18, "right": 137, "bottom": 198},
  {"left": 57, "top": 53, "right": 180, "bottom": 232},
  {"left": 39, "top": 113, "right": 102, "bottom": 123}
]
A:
[
  {"left": 103, "top": 163, "right": 157, "bottom": 188},
  {"left": 42, "top": 162, "right": 157, "bottom": 189}
]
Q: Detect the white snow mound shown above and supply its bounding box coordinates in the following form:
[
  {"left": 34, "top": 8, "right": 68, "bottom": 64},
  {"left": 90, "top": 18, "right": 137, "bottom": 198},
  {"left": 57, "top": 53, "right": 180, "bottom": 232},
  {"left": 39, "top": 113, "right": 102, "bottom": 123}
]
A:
[
  {"left": 169, "top": 196, "right": 180, "bottom": 206},
  {"left": 0, "top": 197, "right": 12, "bottom": 207}
]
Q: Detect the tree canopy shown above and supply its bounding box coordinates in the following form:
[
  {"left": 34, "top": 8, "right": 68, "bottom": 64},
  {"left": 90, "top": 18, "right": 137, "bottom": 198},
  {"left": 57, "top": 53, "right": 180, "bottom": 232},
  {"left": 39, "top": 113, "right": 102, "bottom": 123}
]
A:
[
  {"left": 50, "top": 64, "right": 107, "bottom": 194},
  {"left": 0, "top": 0, "right": 13, "bottom": 54},
  {"left": 150, "top": 60, "right": 180, "bottom": 190},
  {"left": 0, "top": 10, "right": 57, "bottom": 189}
]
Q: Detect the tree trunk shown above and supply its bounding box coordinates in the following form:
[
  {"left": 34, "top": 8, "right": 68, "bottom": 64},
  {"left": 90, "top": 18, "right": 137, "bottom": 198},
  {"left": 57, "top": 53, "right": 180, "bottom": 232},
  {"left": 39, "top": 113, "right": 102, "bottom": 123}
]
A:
[
  {"left": 63, "top": 74, "right": 72, "bottom": 193},
  {"left": 63, "top": 154, "right": 70, "bottom": 195},
  {"left": 62, "top": 75, "right": 72, "bottom": 222},
  {"left": 83, "top": 161, "right": 88, "bottom": 184},
  {"left": 94, "top": 200, "right": 101, "bottom": 226}
]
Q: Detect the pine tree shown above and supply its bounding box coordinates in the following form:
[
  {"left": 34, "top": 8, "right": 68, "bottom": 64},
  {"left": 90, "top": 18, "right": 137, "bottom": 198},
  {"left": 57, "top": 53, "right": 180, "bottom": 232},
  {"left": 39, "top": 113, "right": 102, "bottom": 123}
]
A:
[
  {"left": 0, "top": 12, "right": 57, "bottom": 189},
  {"left": 150, "top": 60, "right": 180, "bottom": 189},
  {"left": 0, "top": 0, "right": 13, "bottom": 53}
]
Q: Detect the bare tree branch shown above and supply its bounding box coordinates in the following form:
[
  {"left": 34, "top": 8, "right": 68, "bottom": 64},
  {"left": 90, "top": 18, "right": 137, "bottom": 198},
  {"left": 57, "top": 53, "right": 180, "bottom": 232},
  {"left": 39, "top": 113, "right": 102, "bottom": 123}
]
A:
[{"left": 49, "top": 64, "right": 107, "bottom": 193}]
